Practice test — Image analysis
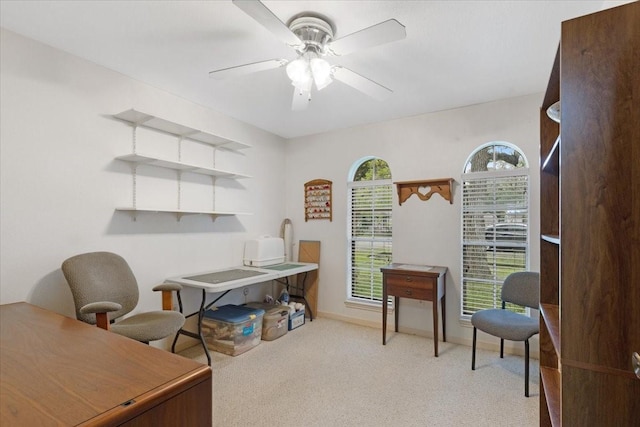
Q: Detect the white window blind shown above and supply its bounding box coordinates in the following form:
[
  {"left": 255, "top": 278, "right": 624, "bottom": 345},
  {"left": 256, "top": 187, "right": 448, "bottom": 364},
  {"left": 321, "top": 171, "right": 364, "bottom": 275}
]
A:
[
  {"left": 461, "top": 169, "right": 529, "bottom": 316},
  {"left": 348, "top": 180, "right": 393, "bottom": 303}
]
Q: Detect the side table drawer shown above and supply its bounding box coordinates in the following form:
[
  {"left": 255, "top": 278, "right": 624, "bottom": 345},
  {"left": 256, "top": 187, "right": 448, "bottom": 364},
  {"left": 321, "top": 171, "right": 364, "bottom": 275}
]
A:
[
  {"left": 385, "top": 274, "right": 434, "bottom": 290},
  {"left": 387, "top": 283, "right": 432, "bottom": 300}
]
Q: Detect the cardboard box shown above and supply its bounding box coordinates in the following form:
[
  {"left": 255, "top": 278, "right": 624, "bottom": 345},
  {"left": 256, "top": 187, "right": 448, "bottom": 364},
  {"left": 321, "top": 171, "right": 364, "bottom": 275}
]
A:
[{"left": 288, "top": 307, "right": 305, "bottom": 330}]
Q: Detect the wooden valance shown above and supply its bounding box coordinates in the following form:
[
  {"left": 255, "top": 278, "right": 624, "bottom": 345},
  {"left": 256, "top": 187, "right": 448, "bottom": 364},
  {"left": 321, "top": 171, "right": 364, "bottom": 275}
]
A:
[{"left": 394, "top": 178, "right": 454, "bottom": 206}]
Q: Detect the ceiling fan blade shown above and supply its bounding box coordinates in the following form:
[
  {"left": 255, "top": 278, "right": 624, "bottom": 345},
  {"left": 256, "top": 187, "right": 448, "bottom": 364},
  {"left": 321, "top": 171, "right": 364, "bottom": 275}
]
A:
[
  {"left": 332, "top": 66, "right": 392, "bottom": 100},
  {"left": 292, "top": 88, "right": 311, "bottom": 111},
  {"left": 209, "top": 59, "right": 286, "bottom": 79},
  {"left": 232, "top": 0, "right": 302, "bottom": 47},
  {"left": 328, "top": 19, "right": 406, "bottom": 56}
]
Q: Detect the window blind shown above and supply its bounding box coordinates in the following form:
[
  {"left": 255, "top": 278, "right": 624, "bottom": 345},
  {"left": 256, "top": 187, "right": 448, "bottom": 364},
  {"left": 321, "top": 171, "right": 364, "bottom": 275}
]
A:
[
  {"left": 348, "top": 180, "right": 393, "bottom": 302},
  {"left": 461, "top": 170, "right": 529, "bottom": 316}
]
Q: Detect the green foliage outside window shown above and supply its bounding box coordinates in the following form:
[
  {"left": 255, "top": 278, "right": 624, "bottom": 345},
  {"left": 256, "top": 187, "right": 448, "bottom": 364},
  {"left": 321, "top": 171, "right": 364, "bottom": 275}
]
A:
[{"left": 354, "top": 159, "right": 392, "bottom": 181}]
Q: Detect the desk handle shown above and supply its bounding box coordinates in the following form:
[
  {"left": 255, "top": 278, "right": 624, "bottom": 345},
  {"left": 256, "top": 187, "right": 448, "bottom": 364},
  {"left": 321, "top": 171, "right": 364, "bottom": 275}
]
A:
[
  {"left": 405, "top": 276, "right": 413, "bottom": 282},
  {"left": 405, "top": 289, "right": 412, "bottom": 296}
]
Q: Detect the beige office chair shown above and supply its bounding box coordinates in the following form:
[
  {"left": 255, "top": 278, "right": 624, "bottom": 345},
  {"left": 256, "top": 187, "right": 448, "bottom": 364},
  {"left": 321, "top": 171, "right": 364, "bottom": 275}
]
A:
[
  {"left": 62, "top": 251, "right": 185, "bottom": 344},
  {"left": 471, "top": 271, "right": 540, "bottom": 397}
]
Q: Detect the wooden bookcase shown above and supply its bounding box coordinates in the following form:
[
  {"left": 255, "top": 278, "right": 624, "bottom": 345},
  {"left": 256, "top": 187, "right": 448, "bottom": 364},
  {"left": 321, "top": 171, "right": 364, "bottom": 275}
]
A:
[{"left": 539, "top": 3, "right": 640, "bottom": 425}]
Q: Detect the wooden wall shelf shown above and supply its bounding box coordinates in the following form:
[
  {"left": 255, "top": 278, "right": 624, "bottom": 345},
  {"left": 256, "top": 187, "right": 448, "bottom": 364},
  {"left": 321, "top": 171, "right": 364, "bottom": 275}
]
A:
[{"left": 394, "top": 178, "right": 454, "bottom": 206}]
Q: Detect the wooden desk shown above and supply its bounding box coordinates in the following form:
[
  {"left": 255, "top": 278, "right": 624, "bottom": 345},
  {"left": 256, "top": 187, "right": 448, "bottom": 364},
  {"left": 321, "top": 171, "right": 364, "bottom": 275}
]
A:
[
  {"left": 381, "top": 264, "right": 447, "bottom": 356},
  {"left": 0, "top": 302, "right": 212, "bottom": 426}
]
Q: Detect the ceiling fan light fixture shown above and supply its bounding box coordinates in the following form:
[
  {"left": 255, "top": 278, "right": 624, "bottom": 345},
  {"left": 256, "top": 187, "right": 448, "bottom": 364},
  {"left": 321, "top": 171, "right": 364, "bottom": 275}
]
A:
[
  {"left": 294, "top": 76, "right": 313, "bottom": 93},
  {"left": 310, "top": 57, "right": 333, "bottom": 90},
  {"left": 286, "top": 58, "right": 311, "bottom": 88},
  {"left": 287, "top": 56, "right": 333, "bottom": 91},
  {"left": 213, "top": 2, "right": 407, "bottom": 110}
]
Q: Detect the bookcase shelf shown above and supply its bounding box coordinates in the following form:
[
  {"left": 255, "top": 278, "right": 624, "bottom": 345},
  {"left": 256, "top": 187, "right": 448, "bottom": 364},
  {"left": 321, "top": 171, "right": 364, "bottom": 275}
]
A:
[
  {"left": 540, "top": 367, "right": 561, "bottom": 427},
  {"left": 540, "top": 234, "right": 559, "bottom": 245},
  {"left": 540, "top": 303, "right": 560, "bottom": 355},
  {"left": 541, "top": 136, "right": 560, "bottom": 174}
]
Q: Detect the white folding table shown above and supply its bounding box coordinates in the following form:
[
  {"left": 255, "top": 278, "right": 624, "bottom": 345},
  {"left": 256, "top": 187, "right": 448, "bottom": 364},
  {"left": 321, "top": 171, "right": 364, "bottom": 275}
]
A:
[{"left": 166, "top": 262, "right": 318, "bottom": 365}]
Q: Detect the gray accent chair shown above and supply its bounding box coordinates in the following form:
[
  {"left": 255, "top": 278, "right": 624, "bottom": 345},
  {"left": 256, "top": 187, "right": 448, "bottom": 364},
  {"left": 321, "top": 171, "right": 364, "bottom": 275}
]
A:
[
  {"left": 61, "top": 252, "right": 185, "bottom": 344},
  {"left": 471, "top": 271, "right": 540, "bottom": 397}
]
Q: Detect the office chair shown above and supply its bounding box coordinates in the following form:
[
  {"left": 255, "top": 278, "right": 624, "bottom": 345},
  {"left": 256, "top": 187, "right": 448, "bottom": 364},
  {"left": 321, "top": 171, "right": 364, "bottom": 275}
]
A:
[
  {"left": 471, "top": 271, "right": 540, "bottom": 397},
  {"left": 62, "top": 251, "right": 185, "bottom": 344}
]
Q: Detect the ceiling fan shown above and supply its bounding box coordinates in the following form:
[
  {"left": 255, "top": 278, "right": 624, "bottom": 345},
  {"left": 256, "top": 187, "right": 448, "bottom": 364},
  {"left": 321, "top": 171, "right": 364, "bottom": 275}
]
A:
[{"left": 209, "top": 0, "right": 407, "bottom": 110}]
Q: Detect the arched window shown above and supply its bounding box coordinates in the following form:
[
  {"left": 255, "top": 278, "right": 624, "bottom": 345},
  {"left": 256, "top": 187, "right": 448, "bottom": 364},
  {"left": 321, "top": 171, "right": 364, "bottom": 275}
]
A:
[
  {"left": 461, "top": 142, "right": 529, "bottom": 317},
  {"left": 347, "top": 158, "right": 393, "bottom": 304}
]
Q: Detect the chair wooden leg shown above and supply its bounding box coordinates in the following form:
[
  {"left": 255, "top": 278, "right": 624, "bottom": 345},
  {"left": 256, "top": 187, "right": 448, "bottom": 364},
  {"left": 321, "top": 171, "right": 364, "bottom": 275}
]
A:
[
  {"left": 95, "top": 312, "right": 110, "bottom": 331},
  {"left": 161, "top": 290, "right": 173, "bottom": 310},
  {"left": 525, "top": 339, "right": 530, "bottom": 397},
  {"left": 472, "top": 327, "right": 477, "bottom": 370},
  {"left": 500, "top": 338, "right": 504, "bottom": 358}
]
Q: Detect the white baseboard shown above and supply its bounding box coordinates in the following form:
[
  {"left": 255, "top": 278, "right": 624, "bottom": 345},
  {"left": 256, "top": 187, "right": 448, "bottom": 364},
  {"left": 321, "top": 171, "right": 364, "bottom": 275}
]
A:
[
  {"left": 165, "top": 309, "right": 540, "bottom": 360},
  {"left": 316, "top": 310, "right": 539, "bottom": 359}
]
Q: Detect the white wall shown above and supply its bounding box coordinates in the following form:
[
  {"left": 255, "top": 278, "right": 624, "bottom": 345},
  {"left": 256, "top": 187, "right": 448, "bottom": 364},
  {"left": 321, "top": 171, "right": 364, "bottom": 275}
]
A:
[
  {"left": 284, "top": 94, "right": 541, "bottom": 351},
  {"left": 0, "top": 29, "right": 288, "bottom": 347},
  {"left": 1, "top": 27, "right": 542, "bottom": 354}
]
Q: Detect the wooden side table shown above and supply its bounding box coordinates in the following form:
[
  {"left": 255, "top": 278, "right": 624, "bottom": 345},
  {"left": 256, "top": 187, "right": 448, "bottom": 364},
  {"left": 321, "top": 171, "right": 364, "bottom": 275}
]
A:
[{"left": 381, "top": 264, "right": 447, "bottom": 356}]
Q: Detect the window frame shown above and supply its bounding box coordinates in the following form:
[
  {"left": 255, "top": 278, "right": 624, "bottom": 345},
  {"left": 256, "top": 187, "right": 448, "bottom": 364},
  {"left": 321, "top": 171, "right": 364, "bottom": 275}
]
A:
[
  {"left": 346, "top": 158, "right": 393, "bottom": 307},
  {"left": 460, "top": 142, "right": 530, "bottom": 320}
]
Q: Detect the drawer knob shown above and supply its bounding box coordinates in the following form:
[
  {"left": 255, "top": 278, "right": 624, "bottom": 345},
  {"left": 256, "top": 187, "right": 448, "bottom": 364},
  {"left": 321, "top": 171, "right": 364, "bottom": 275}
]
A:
[
  {"left": 405, "top": 276, "right": 413, "bottom": 282},
  {"left": 405, "top": 289, "right": 412, "bottom": 296}
]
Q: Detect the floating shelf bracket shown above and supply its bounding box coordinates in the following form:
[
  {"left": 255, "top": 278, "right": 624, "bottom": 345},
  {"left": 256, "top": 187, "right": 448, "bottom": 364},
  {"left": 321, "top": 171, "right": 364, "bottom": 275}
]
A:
[{"left": 394, "top": 178, "right": 454, "bottom": 206}]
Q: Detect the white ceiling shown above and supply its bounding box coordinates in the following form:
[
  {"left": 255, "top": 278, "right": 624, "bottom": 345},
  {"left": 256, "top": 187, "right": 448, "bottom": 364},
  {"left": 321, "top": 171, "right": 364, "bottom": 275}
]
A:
[{"left": 1, "top": 1, "right": 606, "bottom": 139}]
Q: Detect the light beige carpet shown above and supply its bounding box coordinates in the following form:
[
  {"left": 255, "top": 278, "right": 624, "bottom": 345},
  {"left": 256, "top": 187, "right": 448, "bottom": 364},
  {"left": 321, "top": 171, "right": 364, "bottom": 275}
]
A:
[{"left": 180, "top": 317, "right": 538, "bottom": 427}]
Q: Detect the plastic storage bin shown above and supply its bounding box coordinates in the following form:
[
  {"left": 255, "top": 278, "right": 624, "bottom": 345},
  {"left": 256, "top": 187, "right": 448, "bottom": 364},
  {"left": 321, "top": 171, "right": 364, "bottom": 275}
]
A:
[
  {"left": 202, "top": 304, "right": 265, "bottom": 356},
  {"left": 245, "top": 302, "right": 289, "bottom": 341}
]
